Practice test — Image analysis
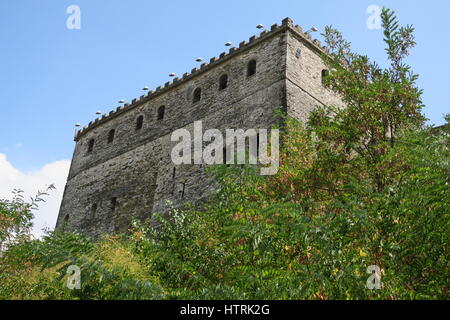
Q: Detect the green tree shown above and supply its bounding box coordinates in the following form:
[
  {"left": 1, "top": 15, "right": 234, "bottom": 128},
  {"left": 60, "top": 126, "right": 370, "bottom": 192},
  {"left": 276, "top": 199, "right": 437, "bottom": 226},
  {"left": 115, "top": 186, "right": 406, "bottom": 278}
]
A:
[
  {"left": 0, "top": 186, "right": 53, "bottom": 251},
  {"left": 311, "top": 8, "right": 424, "bottom": 193}
]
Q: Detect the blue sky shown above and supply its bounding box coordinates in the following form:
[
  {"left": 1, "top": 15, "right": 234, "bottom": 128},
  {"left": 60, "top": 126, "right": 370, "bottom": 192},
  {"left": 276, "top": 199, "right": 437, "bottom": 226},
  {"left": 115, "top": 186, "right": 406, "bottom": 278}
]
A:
[{"left": 1, "top": 0, "right": 449, "bottom": 173}]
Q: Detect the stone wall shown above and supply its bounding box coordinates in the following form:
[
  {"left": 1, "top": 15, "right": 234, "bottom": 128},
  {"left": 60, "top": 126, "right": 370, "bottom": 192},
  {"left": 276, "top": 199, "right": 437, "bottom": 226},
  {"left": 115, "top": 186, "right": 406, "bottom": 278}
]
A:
[
  {"left": 56, "top": 18, "right": 344, "bottom": 237},
  {"left": 57, "top": 22, "right": 289, "bottom": 236},
  {"left": 285, "top": 23, "right": 345, "bottom": 121}
]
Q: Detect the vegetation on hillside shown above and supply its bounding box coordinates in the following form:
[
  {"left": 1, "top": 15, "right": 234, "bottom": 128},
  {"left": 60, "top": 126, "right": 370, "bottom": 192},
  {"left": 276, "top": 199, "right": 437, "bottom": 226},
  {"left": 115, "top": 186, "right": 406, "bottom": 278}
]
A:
[{"left": 0, "top": 8, "right": 448, "bottom": 300}]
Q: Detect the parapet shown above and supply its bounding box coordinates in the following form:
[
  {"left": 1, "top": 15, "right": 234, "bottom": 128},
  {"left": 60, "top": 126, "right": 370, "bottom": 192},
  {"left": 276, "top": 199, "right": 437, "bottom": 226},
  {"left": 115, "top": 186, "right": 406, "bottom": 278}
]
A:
[{"left": 74, "top": 17, "right": 329, "bottom": 141}]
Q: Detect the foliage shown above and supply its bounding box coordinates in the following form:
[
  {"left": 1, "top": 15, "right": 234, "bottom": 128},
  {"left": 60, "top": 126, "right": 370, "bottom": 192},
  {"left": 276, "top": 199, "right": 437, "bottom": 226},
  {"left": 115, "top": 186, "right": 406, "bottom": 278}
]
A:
[
  {"left": 127, "top": 117, "right": 448, "bottom": 300},
  {"left": 318, "top": 8, "right": 424, "bottom": 193},
  {"left": 0, "top": 231, "right": 165, "bottom": 299},
  {"left": 0, "top": 186, "right": 54, "bottom": 251}
]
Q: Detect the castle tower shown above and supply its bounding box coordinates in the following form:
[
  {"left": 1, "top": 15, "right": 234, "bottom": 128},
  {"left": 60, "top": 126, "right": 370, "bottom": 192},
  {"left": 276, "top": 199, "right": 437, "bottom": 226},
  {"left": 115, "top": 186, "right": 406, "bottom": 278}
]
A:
[{"left": 56, "top": 18, "right": 343, "bottom": 237}]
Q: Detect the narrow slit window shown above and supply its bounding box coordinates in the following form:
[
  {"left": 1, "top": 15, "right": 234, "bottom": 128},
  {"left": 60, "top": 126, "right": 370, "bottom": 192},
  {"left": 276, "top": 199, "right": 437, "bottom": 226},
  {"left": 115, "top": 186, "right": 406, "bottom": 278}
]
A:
[
  {"left": 91, "top": 203, "right": 97, "bottom": 217},
  {"left": 181, "top": 182, "right": 186, "bottom": 199}
]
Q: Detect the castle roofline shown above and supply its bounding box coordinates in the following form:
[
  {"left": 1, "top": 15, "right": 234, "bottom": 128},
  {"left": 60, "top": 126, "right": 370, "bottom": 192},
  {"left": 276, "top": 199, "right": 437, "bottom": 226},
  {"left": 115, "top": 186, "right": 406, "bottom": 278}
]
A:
[{"left": 74, "top": 17, "right": 329, "bottom": 141}]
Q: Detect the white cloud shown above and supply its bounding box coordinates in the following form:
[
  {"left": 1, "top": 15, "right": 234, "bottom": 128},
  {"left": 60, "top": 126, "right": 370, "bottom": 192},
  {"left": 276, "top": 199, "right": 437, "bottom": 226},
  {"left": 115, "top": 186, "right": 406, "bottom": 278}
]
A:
[{"left": 0, "top": 153, "right": 71, "bottom": 238}]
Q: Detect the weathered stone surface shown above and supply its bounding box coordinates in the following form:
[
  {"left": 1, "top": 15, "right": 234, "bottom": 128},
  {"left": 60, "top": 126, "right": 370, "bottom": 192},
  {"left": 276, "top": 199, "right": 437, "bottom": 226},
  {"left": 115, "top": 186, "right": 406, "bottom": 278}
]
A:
[{"left": 56, "top": 18, "right": 343, "bottom": 237}]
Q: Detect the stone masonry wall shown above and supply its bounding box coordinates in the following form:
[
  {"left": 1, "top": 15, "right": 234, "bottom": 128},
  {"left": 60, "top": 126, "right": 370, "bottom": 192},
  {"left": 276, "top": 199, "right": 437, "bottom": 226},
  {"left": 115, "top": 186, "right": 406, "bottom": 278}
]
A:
[
  {"left": 56, "top": 18, "right": 344, "bottom": 237},
  {"left": 285, "top": 22, "right": 345, "bottom": 121},
  {"left": 57, "top": 22, "right": 289, "bottom": 236}
]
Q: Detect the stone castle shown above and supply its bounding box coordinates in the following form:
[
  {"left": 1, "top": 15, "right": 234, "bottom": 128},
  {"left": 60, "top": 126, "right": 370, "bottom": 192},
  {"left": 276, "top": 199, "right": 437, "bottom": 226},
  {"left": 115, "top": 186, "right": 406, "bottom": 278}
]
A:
[{"left": 56, "top": 18, "right": 343, "bottom": 237}]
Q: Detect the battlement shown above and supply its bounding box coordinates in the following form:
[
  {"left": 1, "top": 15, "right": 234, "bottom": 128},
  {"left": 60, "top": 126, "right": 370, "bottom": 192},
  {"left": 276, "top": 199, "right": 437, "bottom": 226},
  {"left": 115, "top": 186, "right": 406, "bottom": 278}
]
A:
[{"left": 74, "top": 17, "right": 329, "bottom": 141}]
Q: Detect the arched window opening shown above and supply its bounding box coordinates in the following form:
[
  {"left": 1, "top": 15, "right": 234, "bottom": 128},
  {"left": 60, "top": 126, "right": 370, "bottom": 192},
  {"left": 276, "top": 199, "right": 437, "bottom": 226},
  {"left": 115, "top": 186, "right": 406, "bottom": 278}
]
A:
[
  {"left": 157, "top": 106, "right": 165, "bottom": 120},
  {"left": 219, "top": 74, "right": 228, "bottom": 90},
  {"left": 87, "top": 138, "right": 95, "bottom": 153},
  {"left": 247, "top": 59, "right": 257, "bottom": 77},
  {"left": 136, "top": 115, "right": 144, "bottom": 130},
  {"left": 107, "top": 129, "right": 115, "bottom": 143},
  {"left": 321, "top": 69, "right": 329, "bottom": 85},
  {"left": 193, "top": 87, "right": 202, "bottom": 103}
]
